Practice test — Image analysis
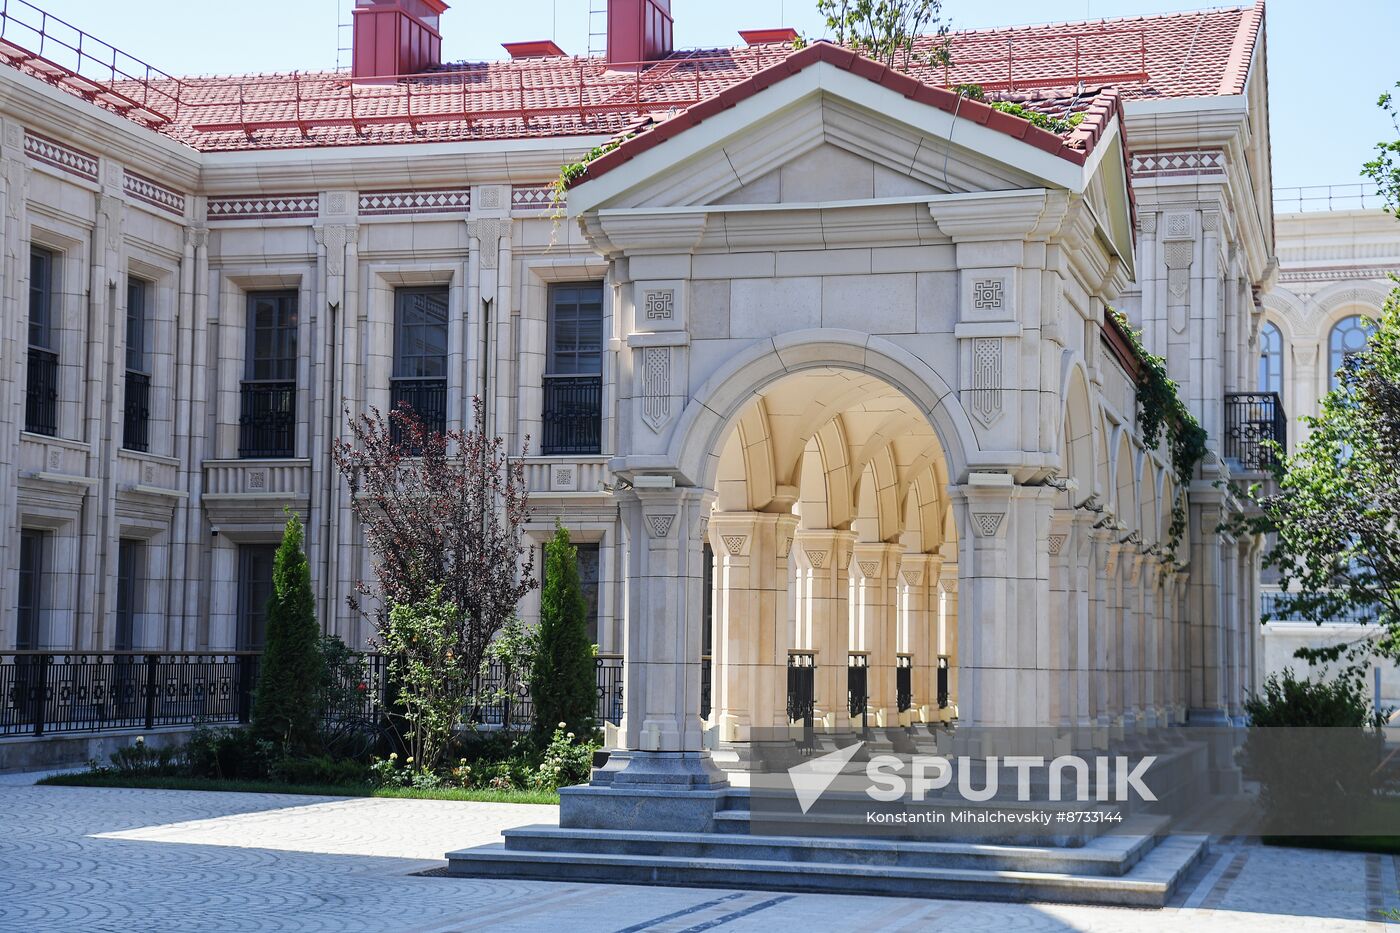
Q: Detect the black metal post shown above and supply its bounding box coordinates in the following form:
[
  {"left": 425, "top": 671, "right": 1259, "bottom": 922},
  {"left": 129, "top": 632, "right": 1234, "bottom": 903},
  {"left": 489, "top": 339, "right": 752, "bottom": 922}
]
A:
[
  {"left": 143, "top": 654, "right": 158, "bottom": 730},
  {"left": 32, "top": 654, "right": 50, "bottom": 737}
]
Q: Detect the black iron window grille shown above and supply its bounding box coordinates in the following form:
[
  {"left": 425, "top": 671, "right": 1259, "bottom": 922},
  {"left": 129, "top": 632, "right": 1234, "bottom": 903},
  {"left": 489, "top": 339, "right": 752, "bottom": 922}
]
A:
[
  {"left": 238, "top": 382, "right": 296, "bottom": 458},
  {"left": 1224, "top": 392, "right": 1286, "bottom": 472},
  {"left": 896, "top": 654, "right": 913, "bottom": 713},
  {"left": 123, "top": 370, "right": 151, "bottom": 453},
  {"left": 24, "top": 347, "right": 58, "bottom": 437},
  {"left": 390, "top": 378, "right": 448, "bottom": 443},
  {"left": 542, "top": 375, "right": 602, "bottom": 455}
]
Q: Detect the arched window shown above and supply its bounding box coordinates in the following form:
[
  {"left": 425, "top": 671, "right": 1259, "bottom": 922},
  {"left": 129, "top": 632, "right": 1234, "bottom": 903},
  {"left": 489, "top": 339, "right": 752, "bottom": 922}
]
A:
[
  {"left": 1328, "top": 315, "right": 1375, "bottom": 389},
  {"left": 1257, "top": 322, "right": 1283, "bottom": 394}
]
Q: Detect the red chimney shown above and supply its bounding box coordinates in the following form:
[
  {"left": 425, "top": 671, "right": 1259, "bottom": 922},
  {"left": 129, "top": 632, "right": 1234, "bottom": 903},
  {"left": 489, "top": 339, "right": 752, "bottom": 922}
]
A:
[
  {"left": 607, "top": 0, "right": 673, "bottom": 69},
  {"left": 352, "top": 0, "right": 448, "bottom": 79}
]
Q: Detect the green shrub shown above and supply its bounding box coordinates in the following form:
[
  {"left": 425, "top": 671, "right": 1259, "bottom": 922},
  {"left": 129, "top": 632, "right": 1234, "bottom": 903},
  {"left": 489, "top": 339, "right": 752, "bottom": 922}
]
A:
[
  {"left": 531, "top": 522, "right": 597, "bottom": 741},
  {"left": 269, "top": 755, "right": 371, "bottom": 787},
  {"left": 1243, "top": 670, "right": 1388, "bottom": 834},
  {"left": 530, "top": 724, "right": 598, "bottom": 790},
  {"left": 252, "top": 514, "right": 323, "bottom": 753},
  {"left": 185, "top": 726, "right": 274, "bottom": 780},
  {"left": 108, "top": 737, "right": 181, "bottom": 776},
  {"left": 1244, "top": 669, "right": 1386, "bottom": 727}
]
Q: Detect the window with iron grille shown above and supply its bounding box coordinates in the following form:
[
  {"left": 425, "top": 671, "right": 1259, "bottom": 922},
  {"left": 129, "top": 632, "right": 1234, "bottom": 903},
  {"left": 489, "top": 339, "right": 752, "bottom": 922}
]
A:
[
  {"left": 237, "top": 544, "right": 278, "bottom": 651},
  {"left": 123, "top": 277, "right": 152, "bottom": 452},
  {"left": 240, "top": 291, "right": 298, "bottom": 458},
  {"left": 17, "top": 530, "right": 47, "bottom": 650},
  {"left": 115, "top": 539, "right": 145, "bottom": 652},
  {"left": 542, "top": 283, "right": 603, "bottom": 455},
  {"left": 392, "top": 286, "right": 449, "bottom": 442},
  {"left": 25, "top": 247, "right": 58, "bottom": 436}
]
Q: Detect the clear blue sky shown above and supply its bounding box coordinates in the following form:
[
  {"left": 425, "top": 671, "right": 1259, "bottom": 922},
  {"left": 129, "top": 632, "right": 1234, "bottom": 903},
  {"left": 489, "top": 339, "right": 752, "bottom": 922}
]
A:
[{"left": 23, "top": 1, "right": 1397, "bottom": 189}]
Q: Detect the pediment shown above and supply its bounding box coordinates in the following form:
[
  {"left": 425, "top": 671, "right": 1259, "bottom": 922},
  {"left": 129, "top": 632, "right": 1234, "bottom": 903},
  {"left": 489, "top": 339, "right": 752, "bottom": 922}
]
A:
[
  {"left": 583, "top": 90, "right": 1048, "bottom": 212},
  {"left": 567, "top": 60, "right": 1102, "bottom": 215}
]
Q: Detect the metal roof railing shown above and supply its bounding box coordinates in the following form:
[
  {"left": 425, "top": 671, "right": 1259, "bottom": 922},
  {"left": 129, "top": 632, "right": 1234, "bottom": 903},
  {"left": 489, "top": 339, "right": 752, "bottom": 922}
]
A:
[
  {"left": 1273, "top": 183, "right": 1386, "bottom": 214},
  {"left": 0, "top": 0, "right": 184, "bottom": 124}
]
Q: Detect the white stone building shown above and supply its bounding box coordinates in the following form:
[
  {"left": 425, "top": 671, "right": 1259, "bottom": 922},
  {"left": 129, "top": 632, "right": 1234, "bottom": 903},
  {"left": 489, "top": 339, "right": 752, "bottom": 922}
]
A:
[
  {"left": 1258, "top": 198, "right": 1400, "bottom": 706},
  {"left": 0, "top": 0, "right": 1280, "bottom": 754}
]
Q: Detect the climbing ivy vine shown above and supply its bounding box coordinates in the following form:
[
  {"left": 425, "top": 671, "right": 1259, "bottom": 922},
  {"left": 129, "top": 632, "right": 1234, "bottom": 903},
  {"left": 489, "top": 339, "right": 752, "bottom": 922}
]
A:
[{"left": 1108, "top": 307, "right": 1208, "bottom": 559}]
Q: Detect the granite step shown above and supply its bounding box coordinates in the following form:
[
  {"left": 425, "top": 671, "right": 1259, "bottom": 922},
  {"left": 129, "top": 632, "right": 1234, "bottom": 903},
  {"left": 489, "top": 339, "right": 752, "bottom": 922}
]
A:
[
  {"left": 443, "top": 831, "right": 1209, "bottom": 907},
  {"left": 494, "top": 819, "right": 1167, "bottom": 875}
]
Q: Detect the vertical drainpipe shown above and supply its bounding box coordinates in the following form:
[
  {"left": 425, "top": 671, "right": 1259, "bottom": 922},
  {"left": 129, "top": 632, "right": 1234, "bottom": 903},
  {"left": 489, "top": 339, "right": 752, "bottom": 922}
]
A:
[
  {"left": 168, "top": 223, "right": 197, "bottom": 649},
  {"left": 183, "top": 218, "right": 210, "bottom": 649},
  {"left": 310, "top": 224, "right": 330, "bottom": 632},
  {"left": 80, "top": 193, "right": 113, "bottom": 650},
  {"left": 335, "top": 226, "right": 360, "bottom": 644}
]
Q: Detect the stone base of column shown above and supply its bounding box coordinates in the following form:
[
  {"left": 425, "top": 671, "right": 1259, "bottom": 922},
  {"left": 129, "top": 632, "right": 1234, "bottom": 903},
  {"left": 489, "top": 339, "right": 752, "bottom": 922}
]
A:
[
  {"left": 1184, "top": 707, "right": 1232, "bottom": 726},
  {"left": 561, "top": 751, "right": 732, "bottom": 834}
]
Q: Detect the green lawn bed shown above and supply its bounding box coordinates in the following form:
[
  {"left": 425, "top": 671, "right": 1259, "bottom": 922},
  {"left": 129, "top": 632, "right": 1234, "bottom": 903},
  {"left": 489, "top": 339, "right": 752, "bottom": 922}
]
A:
[{"left": 37, "top": 771, "right": 559, "bottom": 805}]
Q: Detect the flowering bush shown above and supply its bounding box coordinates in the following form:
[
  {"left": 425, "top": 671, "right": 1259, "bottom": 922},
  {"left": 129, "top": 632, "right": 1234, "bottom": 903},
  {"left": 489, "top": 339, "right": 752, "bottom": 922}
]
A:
[{"left": 530, "top": 723, "right": 597, "bottom": 791}]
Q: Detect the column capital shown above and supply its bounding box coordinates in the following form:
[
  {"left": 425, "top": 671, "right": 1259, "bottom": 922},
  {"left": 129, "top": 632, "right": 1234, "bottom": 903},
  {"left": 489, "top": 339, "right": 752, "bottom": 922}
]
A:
[
  {"left": 793, "top": 528, "right": 856, "bottom": 572},
  {"left": 851, "top": 541, "right": 903, "bottom": 581}
]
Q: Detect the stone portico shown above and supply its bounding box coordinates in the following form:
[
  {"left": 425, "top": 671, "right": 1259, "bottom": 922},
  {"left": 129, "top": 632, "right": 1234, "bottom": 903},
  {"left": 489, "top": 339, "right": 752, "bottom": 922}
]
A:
[{"left": 557, "top": 45, "right": 1198, "bottom": 814}]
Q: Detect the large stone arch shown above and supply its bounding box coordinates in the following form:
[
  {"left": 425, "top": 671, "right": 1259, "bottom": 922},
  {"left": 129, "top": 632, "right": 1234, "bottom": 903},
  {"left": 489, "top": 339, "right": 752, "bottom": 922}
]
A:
[
  {"left": 668, "top": 330, "right": 977, "bottom": 493},
  {"left": 1112, "top": 428, "right": 1137, "bottom": 531}
]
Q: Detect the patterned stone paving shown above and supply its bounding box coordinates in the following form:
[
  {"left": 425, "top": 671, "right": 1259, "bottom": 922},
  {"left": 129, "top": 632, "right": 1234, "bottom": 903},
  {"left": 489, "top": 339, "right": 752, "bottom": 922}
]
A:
[{"left": 0, "top": 775, "right": 1397, "bottom": 932}]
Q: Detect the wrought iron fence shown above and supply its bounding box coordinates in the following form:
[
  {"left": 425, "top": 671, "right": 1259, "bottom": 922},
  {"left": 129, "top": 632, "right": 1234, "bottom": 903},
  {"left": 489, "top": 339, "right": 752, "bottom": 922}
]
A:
[
  {"left": 1224, "top": 392, "right": 1286, "bottom": 472},
  {"left": 24, "top": 347, "right": 58, "bottom": 436},
  {"left": 1261, "top": 591, "right": 1383, "bottom": 625},
  {"left": 238, "top": 381, "right": 296, "bottom": 458},
  {"left": 0, "top": 652, "right": 259, "bottom": 737},
  {"left": 896, "top": 654, "right": 913, "bottom": 713},
  {"left": 0, "top": 650, "right": 629, "bottom": 738},
  {"left": 390, "top": 378, "right": 447, "bottom": 444},
  {"left": 787, "top": 651, "right": 815, "bottom": 725},
  {"left": 541, "top": 375, "right": 601, "bottom": 455},
  {"left": 123, "top": 370, "right": 151, "bottom": 452},
  {"left": 847, "top": 654, "right": 869, "bottom": 720}
]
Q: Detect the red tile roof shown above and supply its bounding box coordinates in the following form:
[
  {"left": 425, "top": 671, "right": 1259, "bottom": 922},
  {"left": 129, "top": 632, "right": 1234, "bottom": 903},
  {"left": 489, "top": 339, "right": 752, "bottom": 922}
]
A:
[{"left": 0, "top": 3, "right": 1262, "bottom": 154}]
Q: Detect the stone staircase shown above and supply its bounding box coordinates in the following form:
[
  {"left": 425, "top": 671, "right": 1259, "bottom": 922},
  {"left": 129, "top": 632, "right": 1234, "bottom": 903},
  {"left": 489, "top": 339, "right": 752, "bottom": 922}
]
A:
[{"left": 445, "top": 795, "right": 1209, "bottom": 907}]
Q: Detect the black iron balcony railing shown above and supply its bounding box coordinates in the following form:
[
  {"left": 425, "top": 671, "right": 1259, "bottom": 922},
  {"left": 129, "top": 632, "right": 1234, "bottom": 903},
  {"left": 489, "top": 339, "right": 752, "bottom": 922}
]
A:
[
  {"left": 123, "top": 370, "right": 151, "bottom": 452},
  {"left": 542, "top": 374, "right": 602, "bottom": 456},
  {"left": 1260, "top": 591, "right": 1383, "bottom": 625},
  {"left": 847, "top": 653, "right": 869, "bottom": 720},
  {"left": 24, "top": 347, "right": 59, "bottom": 436},
  {"left": 1225, "top": 392, "right": 1287, "bottom": 472},
  {"left": 896, "top": 654, "right": 913, "bottom": 713},
  {"left": 390, "top": 378, "right": 448, "bottom": 446},
  {"left": 787, "top": 651, "right": 815, "bottom": 725},
  {"left": 239, "top": 381, "right": 296, "bottom": 458}
]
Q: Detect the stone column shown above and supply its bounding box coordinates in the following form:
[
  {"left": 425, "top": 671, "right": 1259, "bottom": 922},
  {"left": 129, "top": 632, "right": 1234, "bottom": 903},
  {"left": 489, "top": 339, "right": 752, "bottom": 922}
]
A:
[
  {"left": 1122, "top": 550, "right": 1145, "bottom": 732},
  {"left": 1102, "top": 538, "right": 1126, "bottom": 735},
  {"left": 953, "top": 477, "right": 1055, "bottom": 730},
  {"left": 851, "top": 542, "right": 902, "bottom": 726},
  {"left": 612, "top": 482, "right": 722, "bottom": 780},
  {"left": 1089, "top": 525, "right": 1114, "bottom": 742},
  {"left": 795, "top": 529, "right": 856, "bottom": 730},
  {"left": 1048, "top": 512, "right": 1075, "bottom": 733},
  {"left": 1071, "top": 511, "right": 1098, "bottom": 742},
  {"left": 708, "top": 510, "right": 798, "bottom": 744},
  {"left": 899, "top": 552, "right": 937, "bottom": 721},
  {"left": 937, "top": 559, "right": 959, "bottom": 721}
]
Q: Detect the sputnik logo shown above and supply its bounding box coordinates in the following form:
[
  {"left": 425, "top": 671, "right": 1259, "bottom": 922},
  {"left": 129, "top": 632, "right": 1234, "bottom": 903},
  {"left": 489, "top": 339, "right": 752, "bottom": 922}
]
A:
[{"left": 788, "top": 741, "right": 864, "bottom": 814}]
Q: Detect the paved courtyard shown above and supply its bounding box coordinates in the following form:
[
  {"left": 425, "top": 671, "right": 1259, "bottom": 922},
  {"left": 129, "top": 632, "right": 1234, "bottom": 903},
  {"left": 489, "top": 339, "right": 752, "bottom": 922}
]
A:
[{"left": 1, "top": 773, "right": 1397, "bottom": 932}]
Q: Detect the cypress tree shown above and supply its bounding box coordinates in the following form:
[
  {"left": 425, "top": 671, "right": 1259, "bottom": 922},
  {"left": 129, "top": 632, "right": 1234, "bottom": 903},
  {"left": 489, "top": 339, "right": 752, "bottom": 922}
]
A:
[
  {"left": 531, "top": 522, "right": 596, "bottom": 740},
  {"left": 251, "top": 513, "right": 321, "bottom": 753}
]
